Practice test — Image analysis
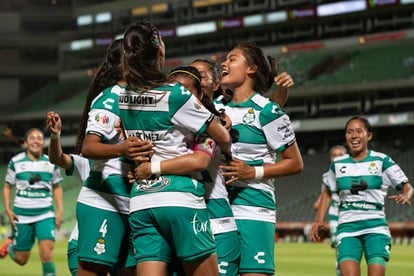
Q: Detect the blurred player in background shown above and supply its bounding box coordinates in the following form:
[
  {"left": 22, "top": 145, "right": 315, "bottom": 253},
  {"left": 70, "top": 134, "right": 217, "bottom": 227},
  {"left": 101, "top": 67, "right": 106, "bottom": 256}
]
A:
[{"left": 310, "top": 116, "right": 413, "bottom": 276}]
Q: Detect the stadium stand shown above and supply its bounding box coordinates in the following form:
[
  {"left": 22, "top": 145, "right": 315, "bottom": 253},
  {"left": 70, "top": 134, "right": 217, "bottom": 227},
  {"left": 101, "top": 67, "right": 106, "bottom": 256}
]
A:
[{"left": 307, "top": 41, "right": 414, "bottom": 87}]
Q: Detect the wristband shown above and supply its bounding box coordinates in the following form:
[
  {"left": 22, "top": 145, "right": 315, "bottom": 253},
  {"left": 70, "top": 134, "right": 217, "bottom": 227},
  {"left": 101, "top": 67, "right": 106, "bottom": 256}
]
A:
[
  {"left": 50, "top": 131, "right": 61, "bottom": 140},
  {"left": 254, "top": 166, "right": 264, "bottom": 179},
  {"left": 151, "top": 161, "right": 161, "bottom": 175}
]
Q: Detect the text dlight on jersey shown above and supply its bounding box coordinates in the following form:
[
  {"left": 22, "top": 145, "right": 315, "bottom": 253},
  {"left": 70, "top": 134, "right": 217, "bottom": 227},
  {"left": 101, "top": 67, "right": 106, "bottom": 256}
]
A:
[{"left": 118, "top": 94, "right": 157, "bottom": 106}]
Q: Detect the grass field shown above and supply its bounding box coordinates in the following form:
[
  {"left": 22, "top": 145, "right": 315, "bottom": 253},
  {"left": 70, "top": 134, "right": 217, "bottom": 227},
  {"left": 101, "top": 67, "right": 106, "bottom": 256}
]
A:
[{"left": 1, "top": 240, "right": 413, "bottom": 275}]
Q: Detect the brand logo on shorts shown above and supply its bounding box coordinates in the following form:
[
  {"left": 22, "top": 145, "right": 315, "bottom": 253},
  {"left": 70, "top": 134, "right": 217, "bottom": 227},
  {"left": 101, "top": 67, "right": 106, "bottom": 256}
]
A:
[
  {"left": 254, "top": 251, "right": 266, "bottom": 264},
  {"left": 135, "top": 176, "right": 170, "bottom": 192},
  {"left": 191, "top": 212, "right": 209, "bottom": 235},
  {"left": 218, "top": 261, "right": 229, "bottom": 274},
  {"left": 94, "top": 238, "right": 106, "bottom": 255}
]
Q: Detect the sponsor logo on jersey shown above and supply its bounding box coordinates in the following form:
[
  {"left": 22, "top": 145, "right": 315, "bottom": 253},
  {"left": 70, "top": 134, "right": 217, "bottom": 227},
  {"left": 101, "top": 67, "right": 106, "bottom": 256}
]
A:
[
  {"left": 243, "top": 108, "right": 255, "bottom": 124},
  {"left": 277, "top": 118, "right": 294, "bottom": 140},
  {"left": 191, "top": 212, "right": 209, "bottom": 234},
  {"left": 118, "top": 94, "right": 157, "bottom": 106},
  {"left": 95, "top": 113, "right": 110, "bottom": 127}
]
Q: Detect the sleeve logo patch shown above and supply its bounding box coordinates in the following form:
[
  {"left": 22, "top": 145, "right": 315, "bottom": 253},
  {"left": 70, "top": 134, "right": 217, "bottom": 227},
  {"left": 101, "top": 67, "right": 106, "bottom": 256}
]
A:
[
  {"left": 203, "top": 138, "right": 215, "bottom": 153},
  {"left": 95, "top": 113, "right": 110, "bottom": 127},
  {"left": 194, "top": 98, "right": 205, "bottom": 110}
]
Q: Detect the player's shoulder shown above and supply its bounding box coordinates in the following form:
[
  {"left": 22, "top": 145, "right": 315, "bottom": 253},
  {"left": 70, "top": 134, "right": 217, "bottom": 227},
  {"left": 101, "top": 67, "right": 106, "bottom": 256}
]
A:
[
  {"left": 333, "top": 154, "right": 350, "bottom": 163},
  {"left": 251, "top": 93, "right": 271, "bottom": 108},
  {"left": 369, "top": 150, "right": 388, "bottom": 160},
  {"left": 10, "top": 151, "right": 26, "bottom": 163}
]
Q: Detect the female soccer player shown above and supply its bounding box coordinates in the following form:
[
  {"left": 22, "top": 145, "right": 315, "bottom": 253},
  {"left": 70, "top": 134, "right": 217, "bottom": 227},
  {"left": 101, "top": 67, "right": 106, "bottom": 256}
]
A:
[
  {"left": 215, "top": 41, "right": 304, "bottom": 276},
  {"left": 118, "top": 21, "right": 231, "bottom": 276},
  {"left": 135, "top": 65, "right": 241, "bottom": 276},
  {"left": 310, "top": 116, "right": 413, "bottom": 276},
  {"left": 1, "top": 128, "right": 63, "bottom": 276},
  {"left": 75, "top": 38, "right": 153, "bottom": 276}
]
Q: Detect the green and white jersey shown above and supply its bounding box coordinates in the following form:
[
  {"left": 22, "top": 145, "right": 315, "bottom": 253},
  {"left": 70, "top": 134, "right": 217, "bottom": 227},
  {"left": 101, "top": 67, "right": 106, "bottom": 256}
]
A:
[
  {"left": 215, "top": 93, "right": 296, "bottom": 223},
  {"left": 66, "top": 154, "right": 91, "bottom": 183},
  {"left": 77, "top": 84, "right": 131, "bottom": 215},
  {"left": 118, "top": 83, "right": 214, "bottom": 212},
  {"left": 195, "top": 134, "right": 237, "bottom": 235},
  {"left": 327, "top": 150, "right": 409, "bottom": 239},
  {"left": 322, "top": 171, "right": 339, "bottom": 229},
  {"left": 66, "top": 154, "right": 91, "bottom": 242},
  {"left": 5, "top": 152, "right": 63, "bottom": 223}
]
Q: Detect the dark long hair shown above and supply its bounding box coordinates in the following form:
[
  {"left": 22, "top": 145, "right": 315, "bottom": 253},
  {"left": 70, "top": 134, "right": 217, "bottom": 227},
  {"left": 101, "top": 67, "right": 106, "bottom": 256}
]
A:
[
  {"left": 122, "top": 21, "right": 167, "bottom": 91},
  {"left": 191, "top": 58, "right": 225, "bottom": 99},
  {"left": 345, "top": 116, "right": 373, "bottom": 133},
  {"left": 167, "top": 66, "right": 202, "bottom": 97},
  {"left": 75, "top": 39, "right": 123, "bottom": 154},
  {"left": 345, "top": 116, "right": 375, "bottom": 150},
  {"left": 168, "top": 66, "right": 221, "bottom": 117},
  {"left": 235, "top": 41, "right": 278, "bottom": 95}
]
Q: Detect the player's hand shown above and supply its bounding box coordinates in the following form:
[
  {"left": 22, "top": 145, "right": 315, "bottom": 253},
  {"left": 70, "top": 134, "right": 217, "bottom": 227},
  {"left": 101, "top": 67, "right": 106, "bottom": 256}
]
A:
[
  {"left": 134, "top": 162, "right": 152, "bottom": 180},
  {"left": 128, "top": 170, "right": 136, "bottom": 184},
  {"left": 220, "top": 158, "right": 255, "bottom": 185},
  {"left": 55, "top": 210, "right": 63, "bottom": 230},
  {"left": 309, "top": 222, "right": 326, "bottom": 242},
  {"left": 120, "top": 137, "right": 153, "bottom": 162},
  {"left": 46, "top": 111, "right": 62, "bottom": 134},
  {"left": 115, "top": 120, "right": 126, "bottom": 140},
  {"left": 274, "top": 72, "right": 294, "bottom": 88},
  {"left": 219, "top": 112, "right": 232, "bottom": 130},
  {"left": 5, "top": 210, "right": 18, "bottom": 229},
  {"left": 388, "top": 194, "right": 411, "bottom": 205}
]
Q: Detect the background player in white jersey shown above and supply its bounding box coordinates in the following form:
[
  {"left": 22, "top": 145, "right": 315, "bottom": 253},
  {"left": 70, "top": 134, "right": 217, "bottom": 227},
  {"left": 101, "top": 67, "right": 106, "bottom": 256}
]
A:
[
  {"left": 310, "top": 145, "right": 346, "bottom": 275},
  {"left": 119, "top": 21, "right": 232, "bottom": 276},
  {"left": 1, "top": 128, "right": 63, "bottom": 276},
  {"left": 215, "top": 41, "right": 303, "bottom": 276},
  {"left": 310, "top": 116, "right": 413, "bottom": 276}
]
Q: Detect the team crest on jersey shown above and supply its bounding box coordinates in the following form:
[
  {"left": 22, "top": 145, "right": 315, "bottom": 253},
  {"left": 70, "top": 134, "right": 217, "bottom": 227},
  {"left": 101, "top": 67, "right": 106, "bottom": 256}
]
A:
[
  {"left": 95, "top": 113, "right": 110, "bottom": 127},
  {"left": 243, "top": 108, "right": 255, "bottom": 124},
  {"left": 368, "top": 162, "right": 378, "bottom": 175},
  {"left": 135, "top": 176, "right": 170, "bottom": 192},
  {"left": 93, "top": 238, "right": 106, "bottom": 255}
]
